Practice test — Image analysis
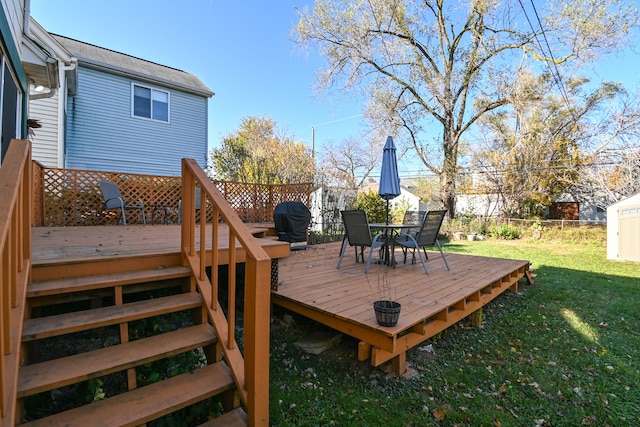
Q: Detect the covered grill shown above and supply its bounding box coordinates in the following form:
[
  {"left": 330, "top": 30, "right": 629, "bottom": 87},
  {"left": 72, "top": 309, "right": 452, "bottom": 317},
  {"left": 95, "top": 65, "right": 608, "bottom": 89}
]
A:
[{"left": 273, "top": 201, "right": 311, "bottom": 249}]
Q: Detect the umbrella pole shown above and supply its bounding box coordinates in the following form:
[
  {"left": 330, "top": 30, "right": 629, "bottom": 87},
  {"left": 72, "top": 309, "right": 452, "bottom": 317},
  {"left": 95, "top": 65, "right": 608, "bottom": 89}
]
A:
[{"left": 386, "top": 200, "right": 390, "bottom": 264}]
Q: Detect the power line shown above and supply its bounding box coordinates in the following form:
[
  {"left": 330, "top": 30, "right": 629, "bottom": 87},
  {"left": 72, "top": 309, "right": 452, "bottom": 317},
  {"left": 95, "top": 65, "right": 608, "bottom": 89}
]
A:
[
  {"left": 308, "top": 114, "right": 363, "bottom": 128},
  {"left": 517, "top": 0, "right": 577, "bottom": 124}
]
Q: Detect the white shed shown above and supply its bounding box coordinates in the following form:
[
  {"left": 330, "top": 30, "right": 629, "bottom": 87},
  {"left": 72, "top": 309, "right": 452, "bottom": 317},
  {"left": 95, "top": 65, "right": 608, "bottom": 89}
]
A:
[{"left": 606, "top": 193, "right": 640, "bottom": 262}]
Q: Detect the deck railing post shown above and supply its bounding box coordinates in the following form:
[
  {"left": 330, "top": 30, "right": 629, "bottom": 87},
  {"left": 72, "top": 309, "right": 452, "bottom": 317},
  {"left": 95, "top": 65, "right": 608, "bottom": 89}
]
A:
[
  {"left": 180, "top": 159, "right": 272, "bottom": 425},
  {"left": 244, "top": 257, "right": 271, "bottom": 426}
]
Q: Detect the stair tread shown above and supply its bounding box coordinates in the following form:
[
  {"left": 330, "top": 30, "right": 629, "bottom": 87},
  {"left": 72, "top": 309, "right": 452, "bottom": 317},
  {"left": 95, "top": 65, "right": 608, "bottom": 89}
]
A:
[
  {"left": 27, "top": 265, "right": 191, "bottom": 297},
  {"left": 23, "top": 293, "right": 203, "bottom": 342},
  {"left": 199, "top": 407, "right": 247, "bottom": 426},
  {"left": 18, "top": 323, "right": 217, "bottom": 397},
  {"left": 20, "top": 361, "right": 235, "bottom": 427}
]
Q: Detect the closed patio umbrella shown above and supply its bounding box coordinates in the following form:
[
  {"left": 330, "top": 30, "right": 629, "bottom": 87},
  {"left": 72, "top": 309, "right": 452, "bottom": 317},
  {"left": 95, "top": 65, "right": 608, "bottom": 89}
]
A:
[{"left": 378, "top": 136, "right": 401, "bottom": 225}]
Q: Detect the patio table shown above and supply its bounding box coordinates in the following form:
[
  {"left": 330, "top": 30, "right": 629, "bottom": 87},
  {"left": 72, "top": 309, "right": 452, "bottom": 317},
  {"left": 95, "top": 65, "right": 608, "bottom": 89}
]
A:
[
  {"left": 148, "top": 204, "right": 171, "bottom": 225},
  {"left": 368, "top": 223, "right": 416, "bottom": 267}
]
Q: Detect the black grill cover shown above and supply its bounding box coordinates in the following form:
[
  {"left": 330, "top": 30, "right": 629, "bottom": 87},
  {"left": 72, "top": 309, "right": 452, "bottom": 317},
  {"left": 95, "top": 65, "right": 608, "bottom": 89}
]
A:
[{"left": 274, "top": 202, "right": 311, "bottom": 243}]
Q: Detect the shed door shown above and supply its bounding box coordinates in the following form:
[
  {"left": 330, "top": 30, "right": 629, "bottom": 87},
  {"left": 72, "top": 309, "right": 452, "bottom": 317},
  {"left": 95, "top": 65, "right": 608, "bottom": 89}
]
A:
[{"left": 619, "top": 205, "right": 640, "bottom": 262}]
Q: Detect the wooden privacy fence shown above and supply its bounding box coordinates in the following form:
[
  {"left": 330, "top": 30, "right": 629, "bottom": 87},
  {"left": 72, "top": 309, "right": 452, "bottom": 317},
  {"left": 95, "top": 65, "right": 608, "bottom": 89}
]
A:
[{"left": 31, "top": 162, "right": 312, "bottom": 226}]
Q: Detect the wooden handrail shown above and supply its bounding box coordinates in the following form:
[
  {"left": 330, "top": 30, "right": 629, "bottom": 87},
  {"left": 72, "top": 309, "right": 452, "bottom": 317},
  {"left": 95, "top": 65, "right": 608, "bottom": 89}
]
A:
[
  {"left": 0, "top": 139, "right": 32, "bottom": 425},
  {"left": 181, "top": 159, "right": 271, "bottom": 427}
]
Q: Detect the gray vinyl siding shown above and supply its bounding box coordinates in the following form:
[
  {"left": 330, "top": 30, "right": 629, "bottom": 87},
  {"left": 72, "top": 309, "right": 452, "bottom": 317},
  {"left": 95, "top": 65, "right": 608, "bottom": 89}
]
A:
[
  {"left": 65, "top": 66, "right": 207, "bottom": 176},
  {"left": 30, "top": 90, "right": 61, "bottom": 167}
]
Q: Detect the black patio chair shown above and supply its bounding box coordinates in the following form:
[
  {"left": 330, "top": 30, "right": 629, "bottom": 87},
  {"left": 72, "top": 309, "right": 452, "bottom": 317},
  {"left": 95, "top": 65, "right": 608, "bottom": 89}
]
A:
[
  {"left": 397, "top": 210, "right": 426, "bottom": 242},
  {"left": 98, "top": 180, "right": 146, "bottom": 226},
  {"left": 402, "top": 210, "right": 426, "bottom": 227},
  {"left": 177, "top": 187, "right": 202, "bottom": 224},
  {"left": 395, "top": 210, "right": 450, "bottom": 274},
  {"left": 336, "top": 210, "right": 385, "bottom": 273}
]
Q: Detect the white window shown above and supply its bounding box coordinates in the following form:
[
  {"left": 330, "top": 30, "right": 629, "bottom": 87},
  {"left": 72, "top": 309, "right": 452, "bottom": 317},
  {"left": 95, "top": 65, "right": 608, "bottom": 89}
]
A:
[{"left": 132, "top": 84, "right": 169, "bottom": 122}]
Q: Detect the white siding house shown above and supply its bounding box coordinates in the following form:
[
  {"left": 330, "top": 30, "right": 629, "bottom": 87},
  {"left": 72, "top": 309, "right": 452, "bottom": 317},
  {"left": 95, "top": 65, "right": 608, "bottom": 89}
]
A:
[
  {"left": 24, "top": 18, "right": 74, "bottom": 167},
  {"left": 360, "top": 181, "right": 420, "bottom": 215},
  {"left": 456, "top": 193, "right": 504, "bottom": 217},
  {"left": 606, "top": 192, "right": 640, "bottom": 262}
]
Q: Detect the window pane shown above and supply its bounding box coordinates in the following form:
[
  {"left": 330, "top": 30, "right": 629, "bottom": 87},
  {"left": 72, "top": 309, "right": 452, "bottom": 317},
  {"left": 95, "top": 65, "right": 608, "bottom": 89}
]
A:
[
  {"left": 152, "top": 91, "right": 169, "bottom": 121},
  {"left": 152, "top": 90, "right": 168, "bottom": 103},
  {"left": 133, "top": 86, "right": 151, "bottom": 118}
]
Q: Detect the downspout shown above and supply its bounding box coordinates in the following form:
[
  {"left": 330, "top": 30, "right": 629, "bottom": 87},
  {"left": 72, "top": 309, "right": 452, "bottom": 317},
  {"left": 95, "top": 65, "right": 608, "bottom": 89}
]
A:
[
  {"left": 23, "top": 0, "right": 33, "bottom": 138},
  {"left": 58, "top": 60, "right": 76, "bottom": 168}
]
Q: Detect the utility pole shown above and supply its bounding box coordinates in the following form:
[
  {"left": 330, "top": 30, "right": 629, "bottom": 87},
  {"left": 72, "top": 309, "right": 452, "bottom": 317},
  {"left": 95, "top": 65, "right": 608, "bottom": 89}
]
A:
[{"left": 311, "top": 126, "right": 315, "bottom": 158}]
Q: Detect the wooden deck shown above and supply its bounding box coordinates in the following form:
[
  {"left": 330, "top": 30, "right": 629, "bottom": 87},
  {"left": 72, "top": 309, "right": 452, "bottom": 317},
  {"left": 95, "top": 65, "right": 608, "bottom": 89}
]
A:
[
  {"left": 31, "top": 223, "right": 289, "bottom": 282},
  {"left": 31, "top": 223, "right": 286, "bottom": 263},
  {"left": 30, "top": 225, "right": 532, "bottom": 374},
  {"left": 272, "top": 242, "right": 532, "bottom": 374}
]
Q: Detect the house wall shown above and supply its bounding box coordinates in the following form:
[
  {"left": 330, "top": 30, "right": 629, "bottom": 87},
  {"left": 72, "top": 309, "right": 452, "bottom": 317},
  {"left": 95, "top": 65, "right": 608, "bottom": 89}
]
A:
[
  {"left": 29, "top": 89, "right": 60, "bottom": 166},
  {"left": 548, "top": 202, "right": 579, "bottom": 220},
  {"left": 2, "top": 0, "right": 23, "bottom": 52},
  {"left": 456, "top": 193, "right": 504, "bottom": 217},
  {"left": 64, "top": 66, "right": 208, "bottom": 176},
  {"left": 578, "top": 200, "right": 606, "bottom": 222}
]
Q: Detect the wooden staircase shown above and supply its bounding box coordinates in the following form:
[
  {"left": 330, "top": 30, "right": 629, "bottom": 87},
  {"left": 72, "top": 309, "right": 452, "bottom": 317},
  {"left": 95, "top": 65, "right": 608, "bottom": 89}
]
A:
[
  {"left": 2, "top": 143, "right": 272, "bottom": 426},
  {"left": 17, "top": 256, "right": 247, "bottom": 426}
]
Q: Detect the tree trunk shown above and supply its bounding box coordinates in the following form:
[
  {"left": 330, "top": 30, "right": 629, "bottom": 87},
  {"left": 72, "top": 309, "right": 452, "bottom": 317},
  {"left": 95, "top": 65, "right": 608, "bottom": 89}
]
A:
[
  {"left": 441, "top": 123, "right": 458, "bottom": 221},
  {"left": 440, "top": 169, "right": 456, "bottom": 221}
]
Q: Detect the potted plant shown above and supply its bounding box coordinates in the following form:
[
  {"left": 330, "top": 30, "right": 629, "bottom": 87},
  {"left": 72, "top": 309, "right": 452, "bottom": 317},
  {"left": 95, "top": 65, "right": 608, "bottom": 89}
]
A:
[{"left": 369, "top": 270, "right": 401, "bottom": 327}]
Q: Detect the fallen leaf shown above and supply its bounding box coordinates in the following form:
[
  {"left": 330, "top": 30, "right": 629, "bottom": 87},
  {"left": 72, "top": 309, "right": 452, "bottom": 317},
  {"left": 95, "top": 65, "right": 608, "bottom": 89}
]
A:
[
  {"left": 581, "top": 415, "right": 595, "bottom": 425},
  {"left": 433, "top": 408, "right": 446, "bottom": 421}
]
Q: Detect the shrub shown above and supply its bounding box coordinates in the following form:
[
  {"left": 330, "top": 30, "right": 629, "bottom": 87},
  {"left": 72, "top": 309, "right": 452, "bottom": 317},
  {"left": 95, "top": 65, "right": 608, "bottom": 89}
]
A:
[
  {"left": 490, "top": 224, "right": 522, "bottom": 240},
  {"left": 353, "top": 190, "right": 387, "bottom": 223}
]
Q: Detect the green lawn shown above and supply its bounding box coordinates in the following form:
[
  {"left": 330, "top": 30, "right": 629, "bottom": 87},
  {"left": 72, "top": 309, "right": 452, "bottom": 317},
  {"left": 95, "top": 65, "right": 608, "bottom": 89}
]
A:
[{"left": 269, "top": 240, "right": 640, "bottom": 426}]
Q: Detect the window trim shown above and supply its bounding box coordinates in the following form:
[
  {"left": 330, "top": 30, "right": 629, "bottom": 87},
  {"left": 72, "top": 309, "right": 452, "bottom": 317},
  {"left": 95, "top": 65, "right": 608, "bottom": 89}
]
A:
[{"left": 131, "top": 83, "right": 170, "bottom": 123}]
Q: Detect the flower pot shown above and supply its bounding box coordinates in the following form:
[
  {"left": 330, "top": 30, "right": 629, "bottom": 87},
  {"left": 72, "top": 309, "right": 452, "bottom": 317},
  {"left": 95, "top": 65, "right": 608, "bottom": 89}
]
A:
[{"left": 373, "top": 300, "right": 401, "bottom": 327}]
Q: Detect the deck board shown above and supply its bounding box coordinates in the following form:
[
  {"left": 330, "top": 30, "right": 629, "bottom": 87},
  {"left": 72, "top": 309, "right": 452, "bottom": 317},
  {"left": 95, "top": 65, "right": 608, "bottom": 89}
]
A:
[
  {"left": 31, "top": 223, "right": 287, "bottom": 264},
  {"left": 272, "top": 242, "right": 531, "bottom": 371}
]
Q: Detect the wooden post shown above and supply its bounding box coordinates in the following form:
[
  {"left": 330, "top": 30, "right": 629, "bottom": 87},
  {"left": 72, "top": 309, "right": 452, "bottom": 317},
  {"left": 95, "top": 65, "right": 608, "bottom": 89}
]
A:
[
  {"left": 470, "top": 308, "right": 483, "bottom": 328},
  {"left": 243, "top": 258, "right": 271, "bottom": 427}
]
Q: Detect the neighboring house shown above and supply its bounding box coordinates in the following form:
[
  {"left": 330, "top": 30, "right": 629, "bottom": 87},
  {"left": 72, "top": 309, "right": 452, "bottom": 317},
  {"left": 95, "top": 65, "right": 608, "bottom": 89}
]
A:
[
  {"left": 27, "top": 21, "right": 213, "bottom": 176},
  {"left": 360, "top": 181, "right": 420, "bottom": 215},
  {"left": 547, "top": 192, "right": 607, "bottom": 222},
  {"left": 606, "top": 192, "right": 640, "bottom": 262},
  {"left": 310, "top": 182, "right": 422, "bottom": 234},
  {"left": 456, "top": 192, "right": 505, "bottom": 217}
]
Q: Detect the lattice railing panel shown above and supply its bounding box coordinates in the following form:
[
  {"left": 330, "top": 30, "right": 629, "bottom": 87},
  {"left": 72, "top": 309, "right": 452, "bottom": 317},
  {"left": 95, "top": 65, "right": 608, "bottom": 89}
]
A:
[
  {"left": 32, "top": 163, "right": 312, "bottom": 226},
  {"left": 32, "top": 161, "right": 45, "bottom": 226}
]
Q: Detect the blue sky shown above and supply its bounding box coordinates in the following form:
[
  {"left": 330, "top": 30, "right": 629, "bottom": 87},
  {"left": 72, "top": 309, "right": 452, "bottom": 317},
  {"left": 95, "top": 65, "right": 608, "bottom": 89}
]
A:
[
  {"left": 30, "top": 0, "right": 639, "bottom": 179},
  {"left": 30, "top": 0, "right": 365, "bottom": 160}
]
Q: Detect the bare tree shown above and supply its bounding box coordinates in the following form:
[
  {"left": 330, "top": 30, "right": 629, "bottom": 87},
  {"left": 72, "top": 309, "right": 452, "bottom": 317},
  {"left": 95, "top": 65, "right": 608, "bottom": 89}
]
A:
[
  {"left": 294, "top": 0, "right": 638, "bottom": 218},
  {"left": 318, "top": 136, "right": 379, "bottom": 191}
]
